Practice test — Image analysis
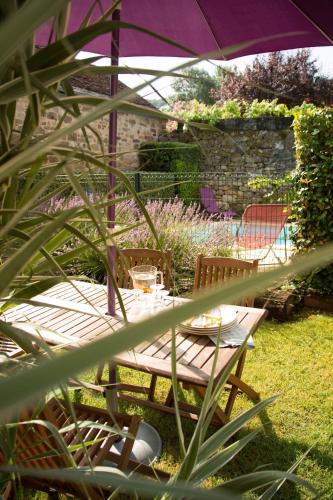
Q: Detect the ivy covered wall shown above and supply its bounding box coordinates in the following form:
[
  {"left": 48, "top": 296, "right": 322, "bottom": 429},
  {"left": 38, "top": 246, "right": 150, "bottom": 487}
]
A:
[{"left": 292, "top": 104, "right": 333, "bottom": 294}]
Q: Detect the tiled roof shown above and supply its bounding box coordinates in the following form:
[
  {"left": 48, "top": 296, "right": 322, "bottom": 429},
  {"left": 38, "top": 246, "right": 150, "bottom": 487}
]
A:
[{"left": 70, "top": 74, "right": 156, "bottom": 109}]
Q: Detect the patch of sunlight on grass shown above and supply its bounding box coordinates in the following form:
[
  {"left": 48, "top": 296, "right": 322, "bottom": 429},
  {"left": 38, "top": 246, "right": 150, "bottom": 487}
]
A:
[{"left": 60, "top": 311, "right": 333, "bottom": 499}]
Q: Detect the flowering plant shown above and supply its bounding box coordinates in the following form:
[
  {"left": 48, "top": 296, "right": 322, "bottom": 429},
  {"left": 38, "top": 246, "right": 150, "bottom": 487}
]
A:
[
  {"left": 115, "top": 197, "right": 233, "bottom": 291},
  {"left": 76, "top": 197, "right": 233, "bottom": 291}
]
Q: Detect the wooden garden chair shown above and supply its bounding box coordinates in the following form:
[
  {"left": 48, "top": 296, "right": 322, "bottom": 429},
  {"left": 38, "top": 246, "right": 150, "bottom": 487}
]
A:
[
  {"left": 185, "top": 255, "right": 260, "bottom": 419},
  {"left": 116, "top": 248, "right": 172, "bottom": 290},
  {"left": 1, "top": 397, "right": 167, "bottom": 499},
  {"left": 194, "top": 255, "right": 259, "bottom": 306},
  {"left": 0, "top": 335, "right": 25, "bottom": 359},
  {"left": 96, "top": 248, "right": 173, "bottom": 396}
]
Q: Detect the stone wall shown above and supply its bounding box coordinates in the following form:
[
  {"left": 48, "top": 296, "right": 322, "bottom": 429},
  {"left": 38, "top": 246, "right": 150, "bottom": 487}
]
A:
[
  {"left": 15, "top": 99, "right": 166, "bottom": 170},
  {"left": 194, "top": 117, "right": 295, "bottom": 176},
  {"left": 159, "top": 117, "right": 295, "bottom": 211}
]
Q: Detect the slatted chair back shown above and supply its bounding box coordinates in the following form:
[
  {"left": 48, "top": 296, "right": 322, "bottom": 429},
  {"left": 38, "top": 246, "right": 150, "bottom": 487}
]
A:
[
  {"left": 1, "top": 398, "right": 141, "bottom": 499},
  {"left": 194, "top": 255, "right": 259, "bottom": 306},
  {"left": 12, "top": 407, "right": 72, "bottom": 469},
  {"left": 0, "top": 335, "right": 24, "bottom": 358},
  {"left": 0, "top": 402, "right": 86, "bottom": 499},
  {"left": 116, "top": 248, "right": 172, "bottom": 289}
]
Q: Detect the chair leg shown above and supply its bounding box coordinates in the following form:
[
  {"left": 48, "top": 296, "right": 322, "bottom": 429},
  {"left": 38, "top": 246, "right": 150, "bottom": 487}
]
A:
[
  {"left": 164, "top": 386, "right": 174, "bottom": 407},
  {"left": 227, "top": 374, "right": 259, "bottom": 400},
  {"left": 105, "top": 362, "right": 119, "bottom": 414},
  {"left": 2, "top": 481, "right": 12, "bottom": 500},
  {"left": 148, "top": 374, "right": 158, "bottom": 401},
  {"left": 95, "top": 362, "right": 105, "bottom": 385},
  {"left": 118, "top": 415, "right": 141, "bottom": 471}
]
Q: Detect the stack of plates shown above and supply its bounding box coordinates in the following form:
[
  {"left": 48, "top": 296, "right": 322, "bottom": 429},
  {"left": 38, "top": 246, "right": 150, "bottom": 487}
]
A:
[{"left": 179, "top": 308, "right": 237, "bottom": 336}]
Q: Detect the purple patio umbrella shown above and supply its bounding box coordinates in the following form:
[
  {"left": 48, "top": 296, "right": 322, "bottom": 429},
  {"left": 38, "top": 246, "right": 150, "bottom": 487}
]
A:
[{"left": 36, "top": 0, "right": 333, "bottom": 315}]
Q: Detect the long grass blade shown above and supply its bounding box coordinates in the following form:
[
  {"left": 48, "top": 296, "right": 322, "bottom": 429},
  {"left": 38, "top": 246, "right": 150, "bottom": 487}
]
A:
[
  {"left": 0, "top": 0, "right": 69, "bottom": 67},
  {"left": 191, "top": 430, "right": 260, "bottom": 484},
  {"left": 0, "top": 465, "right": 241, "bottom": 500},
  {"left": 0, "top": 277, "right": 65, "bottom": 314},
  {"left": 198, "top": 396, "right": 278, "bottom": 462},
  {"left": 258, "top": 447, "right": 313, "bottom": 500},
  {"left": 0, "top": 57, "right": 100, "bottom": 105},
  {"left": 0, "top": 208, "right": 78, "bottom": 296},
  {"left": 217, "top": 470, "right": 317, "bottom": 496},
  {"left": 0, "top": 162, "right": 65, "bottom": 239},
  {"left": 28, "top": 21, "right": 197, "bottom": 71}
]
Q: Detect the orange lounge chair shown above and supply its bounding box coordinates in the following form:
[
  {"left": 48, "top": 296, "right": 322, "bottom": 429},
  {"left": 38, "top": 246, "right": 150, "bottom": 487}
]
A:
[{"left": 235, "top": 204, "right": 291, "bottom": 264}]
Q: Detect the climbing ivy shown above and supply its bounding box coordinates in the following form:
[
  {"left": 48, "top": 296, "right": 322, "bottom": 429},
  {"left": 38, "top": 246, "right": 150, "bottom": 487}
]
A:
[{"left": 292, "top": 103, "right": 333, "bottom": 294}]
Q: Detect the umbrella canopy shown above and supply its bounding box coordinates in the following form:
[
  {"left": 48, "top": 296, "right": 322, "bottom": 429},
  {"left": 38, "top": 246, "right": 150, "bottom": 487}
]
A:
[{"left": 37, "top": 0, "right": 332, "bottom": 59}]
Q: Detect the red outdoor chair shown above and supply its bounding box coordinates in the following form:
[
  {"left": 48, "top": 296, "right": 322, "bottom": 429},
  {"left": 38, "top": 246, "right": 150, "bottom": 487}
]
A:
[{"left": 235, "top": 204, "right": 291, "bottom": 264}]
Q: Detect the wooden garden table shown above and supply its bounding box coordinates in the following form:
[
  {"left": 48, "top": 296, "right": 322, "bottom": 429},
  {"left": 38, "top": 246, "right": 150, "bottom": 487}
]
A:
[{"left": 2, "top": 280, "right": 267, "bottom": 425}]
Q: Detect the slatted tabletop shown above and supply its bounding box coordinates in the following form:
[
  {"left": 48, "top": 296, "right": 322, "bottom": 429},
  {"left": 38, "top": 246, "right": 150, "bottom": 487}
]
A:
[{"left": 2, "top": 281, "right": 267, "bottom": 387}]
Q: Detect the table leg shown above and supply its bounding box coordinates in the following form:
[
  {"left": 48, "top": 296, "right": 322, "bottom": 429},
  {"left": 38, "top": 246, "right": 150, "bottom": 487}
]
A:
[
  {"left": 187, "top": 384, "right": 229, "bottom": 425},
  {"left": 105, "top": 361, "right": 119, "bottom": 414}
]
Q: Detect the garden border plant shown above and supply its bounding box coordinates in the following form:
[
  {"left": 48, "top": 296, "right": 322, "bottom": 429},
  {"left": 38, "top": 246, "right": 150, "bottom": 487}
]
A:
[
  {"left": 171, "top": 98, "right": 293, "bottom": 126},
  {"left": 292, "top": 103, "right": 333, "bottom": 295}
]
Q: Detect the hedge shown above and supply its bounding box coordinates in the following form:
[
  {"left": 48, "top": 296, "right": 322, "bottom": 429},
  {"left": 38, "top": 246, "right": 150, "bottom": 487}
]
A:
[
  {"left": 138, "top": 141, "right": 201, "bottom": 202},
  {"left": 292, "top": 104, "right": 333, "bottom": 294}
]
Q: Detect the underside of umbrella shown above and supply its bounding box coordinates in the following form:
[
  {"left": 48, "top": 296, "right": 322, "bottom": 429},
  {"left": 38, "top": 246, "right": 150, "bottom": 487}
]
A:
[{"left": 37, "top": 0, "right": 332, "bottom": 59}]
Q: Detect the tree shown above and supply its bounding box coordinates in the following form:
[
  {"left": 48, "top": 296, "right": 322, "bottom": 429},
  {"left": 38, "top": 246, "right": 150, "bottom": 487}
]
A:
[
  {"left": 213, "top": 50, "right": 333, "bottom": 107},
  {"left": 170, "top": 67, "right": 219, "bottom": 104}
]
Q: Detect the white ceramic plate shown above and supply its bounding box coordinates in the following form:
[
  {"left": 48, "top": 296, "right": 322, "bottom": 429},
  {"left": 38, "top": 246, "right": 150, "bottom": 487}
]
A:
[{"left": 179, "top": 308, "right": 237, "bottom": 336}]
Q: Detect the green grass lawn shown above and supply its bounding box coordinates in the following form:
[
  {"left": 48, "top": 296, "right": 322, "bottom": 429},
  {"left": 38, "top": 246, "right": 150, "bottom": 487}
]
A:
[{"left": 28, "top": 310, "right": 333, "bottom": 499}]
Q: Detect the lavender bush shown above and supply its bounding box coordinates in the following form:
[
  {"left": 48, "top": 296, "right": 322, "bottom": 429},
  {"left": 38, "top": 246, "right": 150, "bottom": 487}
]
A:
[
  {"left": 38, "top": 194, "right": 96, "bottom": 213},
  {"left": 116, "top": 197, "right": 232, "bottom": 269},
  {"left": 39, "top": 195, "right": 233, "bottom": 291},
  {"left": 89, "top": 198, "right": 232, "bottom": 292}
]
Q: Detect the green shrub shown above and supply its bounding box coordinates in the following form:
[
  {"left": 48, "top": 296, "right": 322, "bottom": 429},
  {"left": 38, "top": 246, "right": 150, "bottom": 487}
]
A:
[
  {"left": 171, "top": 98, "right": 292, "bottom": 125},
  {"left": 138, "top": 141, "right": 200, "bottom": 203},
  {"left": 244, "top": 99, "right": 291, "bottom": 118},
  {"left": 292, "top": 103, "right": 333, "bottom": 294}
]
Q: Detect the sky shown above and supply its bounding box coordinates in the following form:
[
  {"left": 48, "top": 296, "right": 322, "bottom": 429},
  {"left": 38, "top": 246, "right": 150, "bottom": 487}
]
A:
[{"left": 78, "top": 46, "right": 333, "bottom": 102}]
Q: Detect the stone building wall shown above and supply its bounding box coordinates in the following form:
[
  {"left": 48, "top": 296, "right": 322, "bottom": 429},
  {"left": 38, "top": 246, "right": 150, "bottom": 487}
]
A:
[
  {"left": 159, "top": 117, "right": 295, "bottom": 211},
  {"left": 15, "top": 98, "right": 166, "bottom": 170}
]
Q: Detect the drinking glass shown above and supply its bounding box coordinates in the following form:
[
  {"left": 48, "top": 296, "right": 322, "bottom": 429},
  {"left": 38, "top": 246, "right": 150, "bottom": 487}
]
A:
[
  {"left": 129, "top": 265, "right": 163, "bottom": 313},
  {"left": 129, "top": 265, "right": 163, "bottom": 293}
]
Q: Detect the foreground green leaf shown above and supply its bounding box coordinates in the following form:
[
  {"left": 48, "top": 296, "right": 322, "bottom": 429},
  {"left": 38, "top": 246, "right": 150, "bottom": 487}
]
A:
[{"left": 0, "top": 0, "right": 69, "bottom": 67}]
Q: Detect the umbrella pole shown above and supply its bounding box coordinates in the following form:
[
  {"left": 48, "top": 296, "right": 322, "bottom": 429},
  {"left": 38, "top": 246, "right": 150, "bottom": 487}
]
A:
[
  {"left": 107, "top": 6, "right": 120, "bottom": 316},
  {"left": 105, "top": 5, "right": 120, "bottom": 414},
  {"left": 105, "top": 8, "right": 163, "bottom": 456}
]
